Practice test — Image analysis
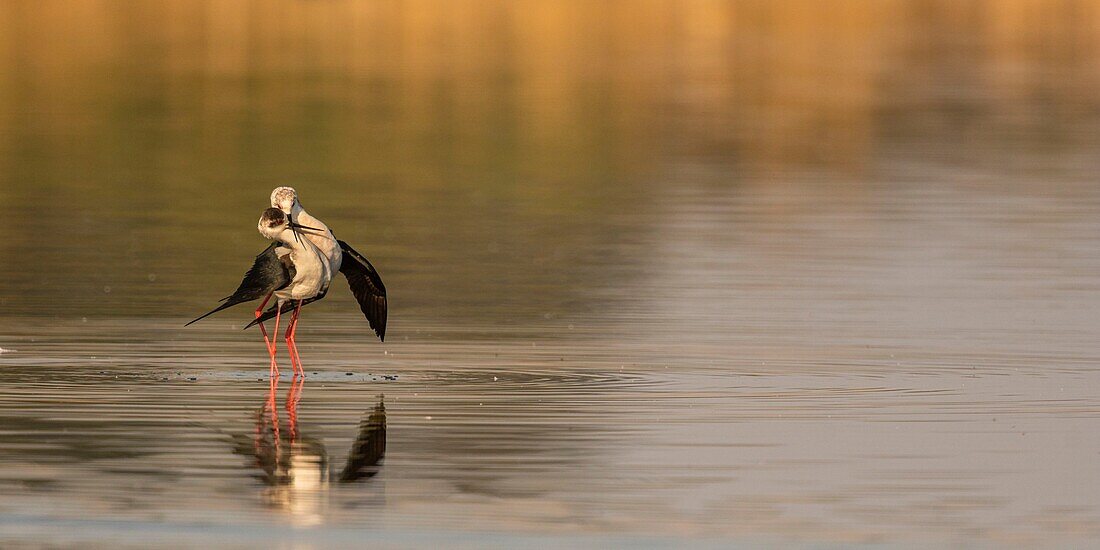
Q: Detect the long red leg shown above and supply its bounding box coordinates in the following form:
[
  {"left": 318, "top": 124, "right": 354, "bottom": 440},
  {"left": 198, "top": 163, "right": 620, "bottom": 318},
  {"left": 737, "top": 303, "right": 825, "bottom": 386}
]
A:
[
  {"left": 283, "top": 305, "right": 298, "bottom": 375},
  {"left": 254, "top": 293, "right": 278, "bottom": 375},
  {"left": 270, "top": 306, "right": 282, "bottom": 379},
  {"left": 291, "top": 301, "right": 304, "bottom": 376},
  {"left": 285, "top": 300, "right": 304, "bottom": 377}
]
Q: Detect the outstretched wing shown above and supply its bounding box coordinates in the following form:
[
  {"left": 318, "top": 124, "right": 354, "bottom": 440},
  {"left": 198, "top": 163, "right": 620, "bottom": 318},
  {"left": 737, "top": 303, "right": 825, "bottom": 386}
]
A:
[
  {"left": 338, "top": 240, "right": 387, "bottom": 341},
  {"left": 186, "top": 243, "right": 294, "bottom": 326}
]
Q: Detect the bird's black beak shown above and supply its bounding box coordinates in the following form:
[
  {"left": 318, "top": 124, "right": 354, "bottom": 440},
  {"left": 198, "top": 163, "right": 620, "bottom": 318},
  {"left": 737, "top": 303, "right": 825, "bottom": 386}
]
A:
[
  {"left": 289, "top": 212, "right": 302, "bottom": 243},
  {"left": 288, "top": 220, "right": 322, "bottom": 233}
]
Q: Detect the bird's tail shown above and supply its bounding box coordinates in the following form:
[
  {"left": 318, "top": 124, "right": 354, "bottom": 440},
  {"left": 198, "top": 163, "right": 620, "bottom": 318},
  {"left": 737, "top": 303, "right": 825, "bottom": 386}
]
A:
[
  {"left": 185, "top": 302, "right": 236, "bottom": 326},
  {"left": 243, "top": 301, "right": 295, "bottom": 330},
  {"left": 244, "top": 296, "right": 323, "bottom": 330}
]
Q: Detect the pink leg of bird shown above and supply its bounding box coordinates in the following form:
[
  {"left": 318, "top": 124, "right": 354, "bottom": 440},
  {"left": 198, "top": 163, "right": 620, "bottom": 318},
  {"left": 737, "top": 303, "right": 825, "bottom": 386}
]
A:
[
  {"left": 293, "top": 300, "right": 305, "bottom": 375},
  {"left": 292, "top": 301, "right": 304, "bottom": 376},
  {"left": 283, "top": 307, "right": 298, "bottom": 374},
  {"left": 285, "top": 300, "right": 305, "bottom": 377},
  {"left": 270, "top": 306, "right": 282, "bottom": 379},
  {"left": 254, "top": 293, "right": 278, "bottom": 375}
]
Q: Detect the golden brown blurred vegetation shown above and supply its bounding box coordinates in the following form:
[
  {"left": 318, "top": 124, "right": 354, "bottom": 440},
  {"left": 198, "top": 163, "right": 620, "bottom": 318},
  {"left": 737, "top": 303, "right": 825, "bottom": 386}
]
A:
[{"left": 0, "top": 1, "right": 1098, "bottom": 320}]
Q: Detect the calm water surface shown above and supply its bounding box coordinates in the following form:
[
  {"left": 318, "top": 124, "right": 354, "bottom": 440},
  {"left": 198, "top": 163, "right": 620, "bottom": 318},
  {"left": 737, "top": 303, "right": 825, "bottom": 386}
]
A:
[{"left": 2, "top": 1, "right": 1100, "bottom": 547}]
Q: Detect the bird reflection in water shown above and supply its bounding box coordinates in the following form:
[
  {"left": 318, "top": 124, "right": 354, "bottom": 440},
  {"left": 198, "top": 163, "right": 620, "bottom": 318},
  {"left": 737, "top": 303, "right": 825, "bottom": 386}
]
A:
[{"left": 233, "top": 377, "right": 386, "bottom": 523}]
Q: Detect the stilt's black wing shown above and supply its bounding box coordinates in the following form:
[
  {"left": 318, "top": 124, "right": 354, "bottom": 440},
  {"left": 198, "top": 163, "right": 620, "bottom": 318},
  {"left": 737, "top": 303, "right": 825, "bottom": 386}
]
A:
[
  {"left": 185, "top": 243, "right": 294, "bottom": 326},
  {"left": 337, "top": 240, "right": 387, "bottom": 342}
]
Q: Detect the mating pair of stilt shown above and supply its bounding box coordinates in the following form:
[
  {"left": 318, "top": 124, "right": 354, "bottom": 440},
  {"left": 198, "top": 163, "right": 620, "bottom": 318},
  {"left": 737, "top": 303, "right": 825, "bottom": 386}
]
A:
[{"left": 187, "top": 187, "right": 388, "bottom": 378}]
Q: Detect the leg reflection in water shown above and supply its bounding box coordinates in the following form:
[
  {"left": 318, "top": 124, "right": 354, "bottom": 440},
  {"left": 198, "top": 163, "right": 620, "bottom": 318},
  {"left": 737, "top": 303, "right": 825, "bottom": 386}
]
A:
[{"left": 232, "top": 376, "right": 387, "bottom": 520}]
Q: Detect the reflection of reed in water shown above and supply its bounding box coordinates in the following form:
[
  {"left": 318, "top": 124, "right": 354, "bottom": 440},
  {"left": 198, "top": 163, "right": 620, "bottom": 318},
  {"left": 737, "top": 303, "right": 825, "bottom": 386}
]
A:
[{"left": 231, "top": 378, "right": 386, "bottom": 521}]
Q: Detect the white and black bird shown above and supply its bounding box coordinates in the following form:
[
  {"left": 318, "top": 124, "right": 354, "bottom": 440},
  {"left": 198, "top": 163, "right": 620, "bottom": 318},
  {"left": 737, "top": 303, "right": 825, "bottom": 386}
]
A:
[
  {"left": 254, "top": 187, "right": 387, "bottom": 339},
  {"left": 187, "top": 199, "right": 387, "bottom": 377}
]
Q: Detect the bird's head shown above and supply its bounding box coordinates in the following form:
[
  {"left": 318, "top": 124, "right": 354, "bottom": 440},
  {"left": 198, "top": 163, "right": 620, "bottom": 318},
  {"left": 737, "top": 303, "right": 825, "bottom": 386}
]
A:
[
  {"left": 258, "top": 207, "right": 320, "bottom": 242},
  {"left": 271, "top": 186, "right": 301, "bottom": 215}
]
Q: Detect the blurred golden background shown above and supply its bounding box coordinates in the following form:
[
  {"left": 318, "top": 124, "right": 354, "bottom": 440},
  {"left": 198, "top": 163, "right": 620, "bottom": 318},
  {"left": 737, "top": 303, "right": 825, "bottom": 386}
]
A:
[{"left": 1, "top": 0, "right": 1098, "bottom": 323}]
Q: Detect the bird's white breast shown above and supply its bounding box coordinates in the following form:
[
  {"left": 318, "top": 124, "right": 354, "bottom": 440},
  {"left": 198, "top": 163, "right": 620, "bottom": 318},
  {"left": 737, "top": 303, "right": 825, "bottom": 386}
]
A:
[
  {"left": 296, "top": 209, "right": 342, "bottom": 274},
  {"left": 276, "top": 238, "right": 330, "bottom": 302}
]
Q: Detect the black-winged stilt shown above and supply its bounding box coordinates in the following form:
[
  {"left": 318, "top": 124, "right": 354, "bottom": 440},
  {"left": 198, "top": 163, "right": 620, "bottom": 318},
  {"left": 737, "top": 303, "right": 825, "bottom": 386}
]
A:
[
  {"left": 251, "top": 187, "right": 387, "bottom": 339},
  {"left": 187, "top": 200, "right": 387, "bottom": 378}
]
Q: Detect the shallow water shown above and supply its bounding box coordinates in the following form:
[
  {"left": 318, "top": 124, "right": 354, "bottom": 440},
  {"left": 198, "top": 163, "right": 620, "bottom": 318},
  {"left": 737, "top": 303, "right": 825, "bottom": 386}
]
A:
[{"left": 3, "top": 1, "right": 1100, "bottom": 547}]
